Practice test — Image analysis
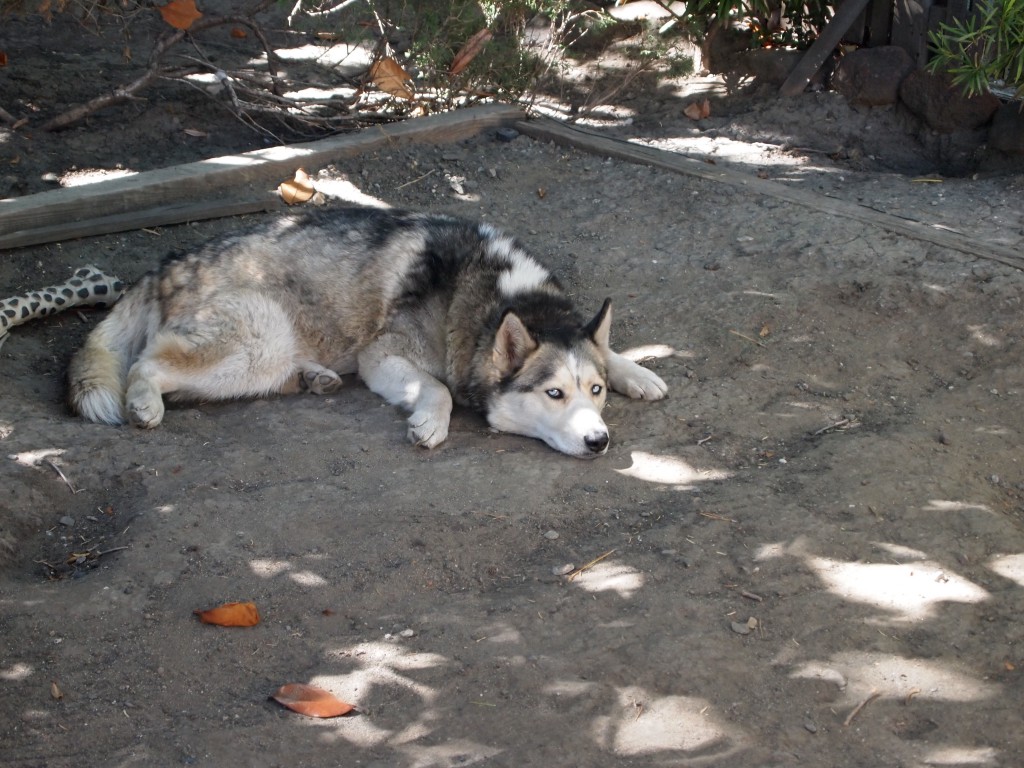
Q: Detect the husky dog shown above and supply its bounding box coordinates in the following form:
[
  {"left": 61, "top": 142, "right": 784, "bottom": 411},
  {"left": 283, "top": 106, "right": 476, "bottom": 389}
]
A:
[{"left": 67, "top": 208, "right": 667, "bottom": 458}]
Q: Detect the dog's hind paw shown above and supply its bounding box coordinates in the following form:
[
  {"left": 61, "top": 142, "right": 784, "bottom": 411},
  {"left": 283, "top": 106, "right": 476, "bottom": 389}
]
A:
[
  {"left": 299, "top": 366, "right": 343, "bottom": 395},
  {"left": 407, "top": 408, "right": 450, "bottom": 449}
]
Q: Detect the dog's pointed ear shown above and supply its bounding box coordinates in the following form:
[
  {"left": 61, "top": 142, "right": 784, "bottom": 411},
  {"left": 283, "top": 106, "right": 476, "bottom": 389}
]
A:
[
  {"left": 493, "top": 310, "right": 538, "bottom": 375},
  {"left": 584, "top": 298, "right": 613, "bottom": 350}
]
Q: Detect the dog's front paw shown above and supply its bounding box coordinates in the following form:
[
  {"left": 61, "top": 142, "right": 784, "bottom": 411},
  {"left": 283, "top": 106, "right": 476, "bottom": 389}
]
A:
[
  {"left": 407, "top": 407, "right": 450, "bottom": 449},
  {"left": 126, "top": 388, "right": 165, "bottom": 429},
  {"left": 609, "top": 358, "right": 668, "bottom": 401}
]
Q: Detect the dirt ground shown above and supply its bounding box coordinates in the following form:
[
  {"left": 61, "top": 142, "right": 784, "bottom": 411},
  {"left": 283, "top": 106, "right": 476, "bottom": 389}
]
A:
[{"left": 3, "top": 9, "right": 1024, "bottom": 768}]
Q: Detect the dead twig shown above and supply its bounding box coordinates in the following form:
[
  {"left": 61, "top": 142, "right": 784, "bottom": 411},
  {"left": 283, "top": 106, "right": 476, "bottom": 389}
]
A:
[
  {"left": 729, "top": 329, "right": 767, "bottom": 348},
  {"left": 567, "top": 549, "right": 616, "bottom": 580},
  {"left": 810, "top": 417, "right": 861, "bottom": 437},
  {"left": 843, "top": 690, "right": 881, "bottom": 726},
  {"left": 43, "top": 460, "right": 80, "bottom": 494}
]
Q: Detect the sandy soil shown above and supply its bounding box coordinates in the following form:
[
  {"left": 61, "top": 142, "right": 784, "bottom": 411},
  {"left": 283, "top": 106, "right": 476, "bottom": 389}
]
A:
[{"left": 3, "top": 9, "right": 1024, "bottom": 768}]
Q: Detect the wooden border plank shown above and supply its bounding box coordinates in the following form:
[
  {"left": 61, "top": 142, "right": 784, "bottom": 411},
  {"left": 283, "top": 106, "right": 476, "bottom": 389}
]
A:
[
  {"left": 0, "top": 104, "right": 525, "bottom": 251},
  {"left": 514, "top": 117, "right": 1024, "bottom": 271}
]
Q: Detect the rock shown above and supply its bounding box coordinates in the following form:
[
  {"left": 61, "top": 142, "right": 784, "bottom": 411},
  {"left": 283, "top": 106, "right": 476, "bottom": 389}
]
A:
[
  {"left": 899, "top": 69, "right": 1000, "bottom": 133},
  {"left": 739, "top": 49, "right": 803, "bottom": 86},
  {"left": 702, "top": 24, "right": 753, "bottom": 75},
  {"left": 833, "top": 46, "right": 915, "bottom": 106},
  {"left": 730, "top": 621, "right": 752, "bottom": 635},
  {"left": 552, "top": 563, "right": 574, "bottom": 576},
  {"left": 988, "top": 101, "right": 1024, "bottom": 155},
  {"left": 543, "top": 530, "right": 559, "bottom": 540}
]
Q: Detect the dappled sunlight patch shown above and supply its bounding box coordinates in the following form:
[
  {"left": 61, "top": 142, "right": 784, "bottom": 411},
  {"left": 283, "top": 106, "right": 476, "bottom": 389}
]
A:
[
  {"left": 967, "top": 325, "right": 1002, "bottom": 347},
  {"left": 0, "top": 662, "right": 33, "bottom": 681},
  {"left": 570, "top": 561, "right": 644, "bottom": 599},
  {"left": 921, "top": 744, "right": 999, "bottom": 765},
  {"left": 60, "top": 168, "right": 137, "bottom": 187},
  {"left": 475, "top": 623, "right": 523, "bottom": 644},
  {"left": 394, "top": 739, "right": 503, "bottom": 766},
  {"left": 923, "top": 499, "right": 994, "bottom": 514},
  {"left": 807, "top": 556, "right": 988, "bottom": 623},
  {"left": 0, "top": 422, "right": 14, "bottom": 439},
  {"left": 791, "top": 652, "right": 997, "bottom": 705},
  {"left": 617, "top": 343, "right": 680, "bottom": 362},
  {"left": 308, "top": 177, "right": 388, "bottom": 208},
  {"left": 987, "top": 553, "right": 1024, "bottom": 587},
  {"left": 592, "top": 686, "right": 744, "bottom": 758},
  {"left": 290, "top": 570, "right": 329, "bottom": 587},
  {"left": 8, "top": 447, "right": 65, "bottom": 467},
  {"left": 249, "top": 558, "right": 291, "bottom": 577},
  {"left": 247, "top": 558, "right": 327, "bottom": 587},
  {"left": 543, "top": 679, "right": 599, "bottom": 697},
  {"left": 615, "top": 451, "right": 731, "bottom": 489},
  {"left": 872, "top": 541, "right": 930, "bottom": 560}
]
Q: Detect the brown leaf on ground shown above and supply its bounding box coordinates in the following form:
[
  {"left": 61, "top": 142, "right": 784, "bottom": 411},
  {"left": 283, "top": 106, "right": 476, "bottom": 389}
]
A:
[
  {"left": 450, "top": 29, "right": 493, "bottom": 76},
  {"left": 158, "top": 0, "right": 203, "bottom": 30},
  {"left": 684, "top": 99, "right": 711, "bottom": 121},
  {"left": 370, "top": 57, "right": 414, "bottom": 100},
  {"left": 193, "top": 601, "right": 260, "bottom": 627},
  {"left": 271, "top": 683, "right": 356, "bottom": 718},
  {"left": 278, "top": 169, "right": 315, "bottom": 205}
]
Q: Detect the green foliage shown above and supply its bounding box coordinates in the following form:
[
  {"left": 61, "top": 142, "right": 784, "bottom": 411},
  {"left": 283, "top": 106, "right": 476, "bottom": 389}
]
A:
[
  {"left": 685, "top": 0, "right": 833, "bottom": 49},
  {"left": 928, "top": 0, "right": 1024, "bottom": 98}
]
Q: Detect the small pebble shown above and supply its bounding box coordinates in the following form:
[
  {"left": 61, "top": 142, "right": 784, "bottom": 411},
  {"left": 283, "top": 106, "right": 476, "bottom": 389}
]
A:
[
  {"left": 552, "top": 563, "right": 574, "bottom": 576},
  {"left": 543, "top": 530, "right": 559, "bottom": 540},
  {"left": 59, "top": 516, "right": 75, "bottom": 527},
  {"left": 804, "top": 721, "right": 818, "bottom": 734},
  {"left": 730, "top": 621, "right": 751, "bottom": 635},
  {"left": 399, "top": 628, "right": 416, "bottom": 638},
  {"left": 495, "top": 127, "right": 519, "bottom": 143}
]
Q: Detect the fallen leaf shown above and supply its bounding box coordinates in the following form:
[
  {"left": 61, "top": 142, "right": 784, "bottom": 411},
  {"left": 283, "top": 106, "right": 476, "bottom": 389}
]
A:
[
  {"left": 159, "top": 0, "right": 203, "bottom": 30},
  {"left": 194, "top": 601, "right": 260, "bottom": 627},
  {"left": 0, "top": 52, "right": 8, "bottom": 67},
  {"left": 230, "top": 27, "right": 247, "bottom": 38},
  {"left": 370, "top": 57, "right": 414, "bottom": 100},
  {"left": 1005, "top": 660, "right": 1016, "bottom": 671},
  {"left": 759, "top": 323, "right": 770, "bottom": 338},
  {"left": 450, "top": 29, "right": 493, "bottom": 76},
  {"left": 683, "top": 99, "right": 711, "bottom": 121},
  {"left": 278, "top": 168, "right": 315, "bottom": 205},
  {"left": 271, "top": 683, "right": 355, "bottom": 718},
  {"left": 50, "top": 681, "right": 63, "bottom": 700}
]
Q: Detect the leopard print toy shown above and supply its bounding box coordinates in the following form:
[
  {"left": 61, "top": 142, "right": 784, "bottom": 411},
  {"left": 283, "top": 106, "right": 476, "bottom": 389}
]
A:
[{"left": 0, "top": 266, "right": 125, "bottom": 350}]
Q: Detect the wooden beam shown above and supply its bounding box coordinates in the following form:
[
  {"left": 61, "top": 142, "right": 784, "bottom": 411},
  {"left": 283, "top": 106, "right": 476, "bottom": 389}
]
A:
[
  {"left": 779, "top": 0, "right": 874, "bottom": 97},
  {"left": 0, "top": 104, "right": 526, "bottom": 251},
  {"left": 514, "top": 117, "right": 1024, "bottom": 271}
]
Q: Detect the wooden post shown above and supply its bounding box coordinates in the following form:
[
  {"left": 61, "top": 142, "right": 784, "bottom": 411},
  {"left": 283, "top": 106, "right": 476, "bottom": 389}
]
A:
[{"left": 779, "top": 0, "right": 874, "bottom": 97}]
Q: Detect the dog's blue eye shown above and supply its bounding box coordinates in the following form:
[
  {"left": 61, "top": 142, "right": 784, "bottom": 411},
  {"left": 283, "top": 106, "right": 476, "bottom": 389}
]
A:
[
  {"left": 591, "top": 384, "right": 603, "bottom": 396},
  {"left": 546, "top": 388, "right": 563, "bottom": 400}
]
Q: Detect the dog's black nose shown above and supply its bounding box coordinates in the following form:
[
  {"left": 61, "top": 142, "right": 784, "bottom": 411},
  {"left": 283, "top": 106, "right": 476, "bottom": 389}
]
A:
[{"left": 586, "top": 433, "right": 609, "bottom": 453}]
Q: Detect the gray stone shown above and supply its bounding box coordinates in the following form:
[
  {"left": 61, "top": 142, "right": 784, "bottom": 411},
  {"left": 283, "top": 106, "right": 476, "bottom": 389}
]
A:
[
  {"left": 833, "top": 46, "right": 915, "bottom": 106},
  {"left": 899, "top": 69, "right": 1000, "bottom": 133},
  {"left": 988, "top": 101, "right": 1024, "bottom": 155}
]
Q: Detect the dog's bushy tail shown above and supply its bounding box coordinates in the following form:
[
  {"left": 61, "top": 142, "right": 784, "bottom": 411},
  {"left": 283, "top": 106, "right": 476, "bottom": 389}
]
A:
[{"left": 67, "top": 282, "right": 154, "bottom": 425}]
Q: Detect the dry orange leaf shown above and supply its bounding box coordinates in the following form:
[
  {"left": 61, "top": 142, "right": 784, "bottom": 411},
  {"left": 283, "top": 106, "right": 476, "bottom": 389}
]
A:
[
  {"left": 159, "top": 0, "right": 203, "bottom": 30},
  {"left": 684, "top": 99, "right": 711, "bottom": 121},
  {"left": 278, "top": 168, "right": 315, "bottom": 205},
  {"left": 0, "top": 52, "right": 8, "bottom": 67},
  {"left": 370, "top": 57, "right": 414, "bottom": 100},
  {"left": 193, "top": 601, "right": 260, "bottom": 627},
  {"left": 271, "top": 683, "right": 355, "bottom": 718},
  {"left": 450, "top": 29, "right": 492, "bottom": 76}
]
